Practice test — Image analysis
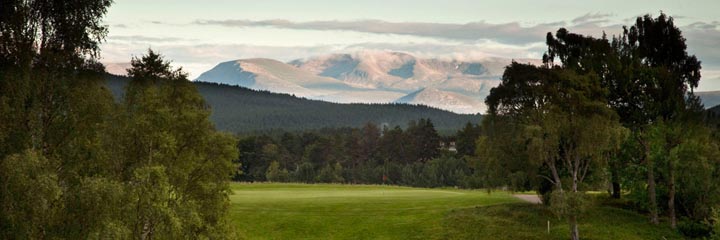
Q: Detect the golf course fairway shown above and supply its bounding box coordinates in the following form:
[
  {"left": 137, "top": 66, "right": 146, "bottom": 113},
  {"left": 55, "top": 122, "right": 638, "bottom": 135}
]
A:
[{"left": 229, "top": 183, "right": 683, "bottom": 239}]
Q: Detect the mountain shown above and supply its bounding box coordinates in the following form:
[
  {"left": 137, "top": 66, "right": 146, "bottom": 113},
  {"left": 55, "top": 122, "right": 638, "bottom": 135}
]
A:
[
  {"left": 698, "top": 91, "right": 720, "bottom": 108},
  {"left": 106, "top": 75, "right": 480, "bottom": 134},
  {"left": 394, "top": 88, "right": 486, "bottom": 114},
  {"left": 195, "top": 58, "right": 355, "bottom": 98},
  {"left": 103, "top": 62, "right": 132, "bottom": 76},
  {"left": 196, "top": 51, "right": 541, "bottom": 113},
  {"left": 290, "top": 52, "right": 496, "bottom": 91}
]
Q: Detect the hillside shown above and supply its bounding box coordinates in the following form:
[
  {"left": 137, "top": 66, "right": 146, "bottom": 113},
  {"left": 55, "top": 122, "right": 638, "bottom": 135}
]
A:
[{"left": 105, "top": 75, "right": 481, "bottom": 134}]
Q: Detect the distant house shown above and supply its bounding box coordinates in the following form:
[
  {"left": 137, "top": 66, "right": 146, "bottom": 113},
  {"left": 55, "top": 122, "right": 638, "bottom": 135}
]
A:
[
  {"left": 448, "top": 141, "right": 457, "bottom": 152},
  {"left": 439, "top": 141, "right": 457, "bottom": 153}
]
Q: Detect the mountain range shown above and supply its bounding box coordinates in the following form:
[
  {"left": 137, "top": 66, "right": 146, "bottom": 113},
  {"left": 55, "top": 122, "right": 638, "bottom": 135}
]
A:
[
  {"left": 194, "top": 51, "right": 543, "bottom": 114},
  {"left": 106, "top": 51, "right": 720, "bottom": 114}
]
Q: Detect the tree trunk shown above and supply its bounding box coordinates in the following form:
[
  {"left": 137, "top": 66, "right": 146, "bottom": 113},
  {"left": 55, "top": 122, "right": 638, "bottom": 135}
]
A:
[
  {"left": 570, "top": 170, "right": 580, "bottom": 240},
  {"left": 668, "top": 162, "right": 677, "bottom": 229},
  {"left": 611, "top": 182, "right": 621, "bottom": 198},
  {"left": 611, "top": 167, "right": 621, "bottom": 199},
  {"left": 569, "top": 215, "right": 580, "bottom": 240},
  {"left": 640, "top": 136, "right": 659, "bottom": 225},
  {"left": 647, "top": 154, "right": 659, "bottom": 225}
]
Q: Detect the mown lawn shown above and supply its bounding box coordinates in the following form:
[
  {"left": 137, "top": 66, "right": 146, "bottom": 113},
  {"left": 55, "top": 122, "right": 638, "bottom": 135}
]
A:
[
  {"left": 229, "top": 183, "right": 518, "bottom": 239},
  {"left": 229, "top": 183, "right": 684, "bottom": 239}
]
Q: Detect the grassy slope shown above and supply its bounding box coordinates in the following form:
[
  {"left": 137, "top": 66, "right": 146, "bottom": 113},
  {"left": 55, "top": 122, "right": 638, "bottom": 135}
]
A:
[{"left": 229, "top": 183, "right": 684, "bottom": 239}]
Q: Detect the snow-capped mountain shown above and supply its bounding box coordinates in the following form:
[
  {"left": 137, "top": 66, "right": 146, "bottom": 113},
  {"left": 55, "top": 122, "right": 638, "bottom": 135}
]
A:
[
  {"left": 394, "top": 88, "right": 486, "bottom": 114},
  {"left": 195, "top": 51, "right": 541, "bottom": 113},
  {"left": 195, "top": 58, "right": 355, "bottom": 98},
  {"left": 104, "top": 62, "right": 132, "bottom": 76},
  {"left": 289, "top": 51, "right": 502, "bottom": 93}
]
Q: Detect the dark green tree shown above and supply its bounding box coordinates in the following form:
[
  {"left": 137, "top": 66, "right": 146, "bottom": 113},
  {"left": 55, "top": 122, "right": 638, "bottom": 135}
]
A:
[
  {"left": 455, "top": 122, "right": 482, "bottom": 157},
  {"left": 543, "top": 13, "right": 703, "bottom": 226},
  {"left": 0, "top": 0, "right": 117, "bottom": 238},
  {"left": 108, "top": 50, "right": 239, "bottom": 238}
]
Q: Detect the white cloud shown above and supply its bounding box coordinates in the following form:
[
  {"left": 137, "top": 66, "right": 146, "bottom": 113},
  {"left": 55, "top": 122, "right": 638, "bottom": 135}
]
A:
[{"left": 194, "top": 19, "right": 560, "bottom": 45}]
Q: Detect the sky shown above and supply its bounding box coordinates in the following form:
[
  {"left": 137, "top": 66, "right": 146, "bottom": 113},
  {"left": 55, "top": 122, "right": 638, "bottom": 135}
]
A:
[{"left": 101, "top": 0, "right": 720, "bottom": 91}]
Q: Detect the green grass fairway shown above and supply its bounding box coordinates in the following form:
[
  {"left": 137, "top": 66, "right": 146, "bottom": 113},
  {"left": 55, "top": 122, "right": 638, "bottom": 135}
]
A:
[
  {"left": 229, "top": 183, "right": 684, "bottom": 239},
  {"left": 229, "top": 183, "right": 519, "bottom": 239}
]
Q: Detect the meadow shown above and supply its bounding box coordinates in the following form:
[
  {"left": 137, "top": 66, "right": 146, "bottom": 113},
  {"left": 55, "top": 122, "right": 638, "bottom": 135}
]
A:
[{"left": 229, "top": 183, "right": 683, "bottom": 239}]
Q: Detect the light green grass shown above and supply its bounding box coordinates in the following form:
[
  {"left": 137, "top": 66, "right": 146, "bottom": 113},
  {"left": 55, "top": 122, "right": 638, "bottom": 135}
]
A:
[
  {"left": 229, "top": 183, "right": 519, "bottom": 239},
  {"left": 229, "top": 183, "right": 684, "bottom": 239}
]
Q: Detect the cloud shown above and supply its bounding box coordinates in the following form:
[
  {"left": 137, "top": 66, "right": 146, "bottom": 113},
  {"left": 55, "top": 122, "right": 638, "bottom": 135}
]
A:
[
  {"left": 108, "top": 35, "right": 192, "bottom": 42},
  {"left": 100, "top": 42, "right": 341, "bottom": 78},
  {"left": 191, "top": 15, "right": 648, "bottom": 47},
  {"left": 103, "top": 13, "right": 720, "bottom": 84},
  {"left": 571, "top": 13, "right": 614, "bottom": 25},
  {"left": 194, "top": 19, "right": 570, "bottom": 45},
  {"left": 683, "top": 21, "right": 720, "bottom": 67},
  {"left": 342, "top": 41, "right": 546, "bottom": 61},
  {"left": 100, "top": 40, "right": 548, "bottom": 79}
]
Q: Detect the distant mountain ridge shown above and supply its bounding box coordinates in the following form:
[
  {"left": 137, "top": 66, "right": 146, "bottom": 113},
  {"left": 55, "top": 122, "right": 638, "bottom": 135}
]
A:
[
  {"left": 105, "top": 75, "right": 480, "bottom": 134},
  {"left": 697, "top": 91, "right": 720, "bottom": 109},
  {"left": 196, "top": 51, "right": 542, "bottom": 114},
  {"left": 110, "top": 52, "right": 720, "bottom": 114}
]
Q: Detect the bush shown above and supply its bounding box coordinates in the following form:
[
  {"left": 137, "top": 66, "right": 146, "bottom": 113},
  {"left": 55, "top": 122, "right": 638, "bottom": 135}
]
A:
[
  {"left": 678, "top": 220, "right": 713, "bottom": 238},
  {"left": 711, "top": 208, "right": 720, "bottom": 240}
]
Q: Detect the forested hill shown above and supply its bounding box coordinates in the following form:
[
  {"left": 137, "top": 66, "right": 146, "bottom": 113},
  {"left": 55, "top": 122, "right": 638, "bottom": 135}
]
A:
[{"left": 105, "top": 75, "right": 481, "bottom": 134}]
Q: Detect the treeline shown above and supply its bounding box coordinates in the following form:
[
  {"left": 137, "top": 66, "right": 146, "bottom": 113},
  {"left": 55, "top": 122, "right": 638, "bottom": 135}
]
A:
[
  {"left": 0, "top": 1, "right": 238, "bottom": 238},
  {"left": 106, "top": 75, "right": 481, "bottom": 135},
  {"left": 475, "top": 13, "right": 720, "bottom": 239},
  {"left": 234, "top": 120, "right": 484, "bottom": 188}
]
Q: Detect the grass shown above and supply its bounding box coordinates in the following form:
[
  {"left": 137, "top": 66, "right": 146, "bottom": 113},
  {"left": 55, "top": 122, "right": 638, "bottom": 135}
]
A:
[
  {"left": 441, "top": 203, "right": 684, "bottom": 240},
  {"left": 229, "top": 183, "right": 519, "bottom": 239},
  {"left": 229, "top": 183, "right": 684, "bottom": 239}
]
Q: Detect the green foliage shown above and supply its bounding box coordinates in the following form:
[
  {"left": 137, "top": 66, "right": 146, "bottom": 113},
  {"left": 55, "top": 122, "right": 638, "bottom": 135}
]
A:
[
  {"left": 232, "top": 120, "right": 473, "bottom": 188},
  {"left": 0, "top": 150, "right": 61, "bottom": 239},
  {"left": 295, "top": 162, "right": 316, "bottom": 183},
  {"left": 266, "top": 161, "right": 290, "bottom": 182},
  {"left": 111, "top": 50, "right": 239, "bottom": 238},
  {"left": 1, "top": 47, "right": 239, "bottom": 238},
  {"left": 65, "top": 177, "right": 128, "bottom": 238},
  {"left": 677, "top": 220, "right": 713, "bottom": 238},
  {"left": 316, "top": 163, "right": 344, "bottom": 183},
  {"left": 455, "top": 122, "right": 482, "bottom": 157},
  {"left": 549, "top": 191, "right": 590, "bottom": 219},
  {"left": 128, "top": 166, "right": 180, "bottom": 239},
  {"left": 480, "top": 12, "right": 719, "bottom": 237},
  {"left": 711, "top": 208, "right": 720, "bottom": 239}
]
